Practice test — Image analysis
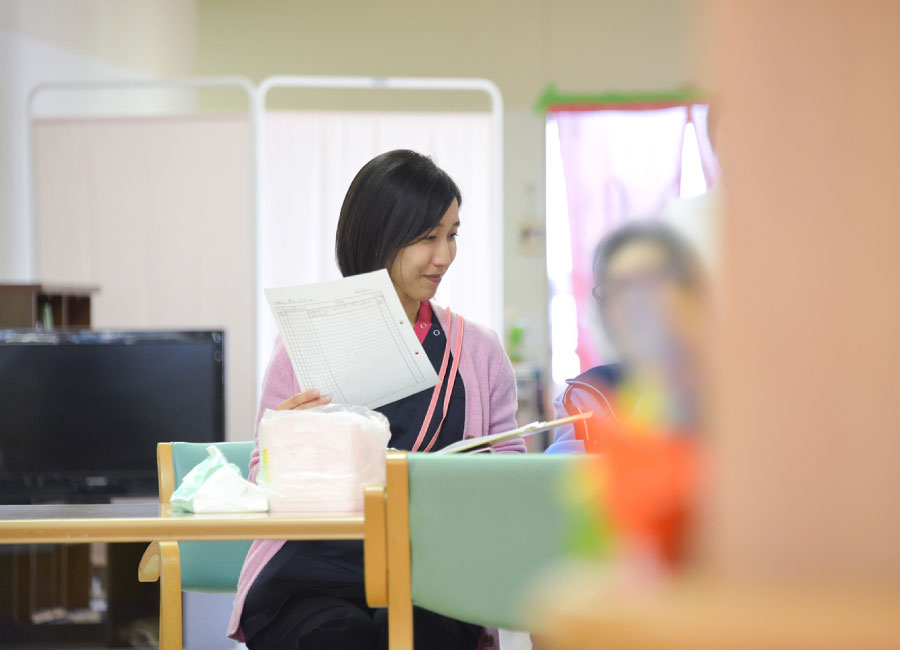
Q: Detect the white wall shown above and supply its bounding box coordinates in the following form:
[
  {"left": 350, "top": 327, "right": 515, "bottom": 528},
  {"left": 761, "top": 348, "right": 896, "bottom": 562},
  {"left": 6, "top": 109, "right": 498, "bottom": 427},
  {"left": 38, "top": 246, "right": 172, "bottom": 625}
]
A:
[
  {"left": 0, "top": 29, "right": 142, "bottom": 280},
  {"left": 0, "top": 0, "right": 196, "bottom": 281}
]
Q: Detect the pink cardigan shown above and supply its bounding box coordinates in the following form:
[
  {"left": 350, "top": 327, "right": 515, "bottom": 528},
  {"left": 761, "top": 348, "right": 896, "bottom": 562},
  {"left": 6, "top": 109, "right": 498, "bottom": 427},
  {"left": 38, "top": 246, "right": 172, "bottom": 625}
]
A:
[{"left": 228, "top": 304, "right": 523, "bottom": 644}]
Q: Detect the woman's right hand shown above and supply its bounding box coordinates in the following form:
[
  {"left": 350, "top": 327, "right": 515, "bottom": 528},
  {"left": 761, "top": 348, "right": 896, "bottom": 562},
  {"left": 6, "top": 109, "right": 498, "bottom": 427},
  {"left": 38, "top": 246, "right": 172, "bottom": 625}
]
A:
[{"left": 277, "top": 389, "right": 331, "bottom": 411}]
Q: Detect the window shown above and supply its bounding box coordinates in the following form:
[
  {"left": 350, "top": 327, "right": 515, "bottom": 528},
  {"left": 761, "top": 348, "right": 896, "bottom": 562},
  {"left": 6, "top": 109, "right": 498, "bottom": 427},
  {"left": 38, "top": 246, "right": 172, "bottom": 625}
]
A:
[{"left": 545, "top": 104, "right": 717, "bottom": 385}]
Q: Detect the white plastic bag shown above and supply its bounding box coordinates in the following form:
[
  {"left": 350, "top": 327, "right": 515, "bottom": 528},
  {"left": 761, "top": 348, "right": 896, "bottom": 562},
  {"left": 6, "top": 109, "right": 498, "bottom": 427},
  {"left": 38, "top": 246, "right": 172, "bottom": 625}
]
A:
[
  {"left": 170, "top": 446, "right": 268, "bottom": 513},
  {"left": 257, "top": 404, "right": 391, "bottom": 513}
]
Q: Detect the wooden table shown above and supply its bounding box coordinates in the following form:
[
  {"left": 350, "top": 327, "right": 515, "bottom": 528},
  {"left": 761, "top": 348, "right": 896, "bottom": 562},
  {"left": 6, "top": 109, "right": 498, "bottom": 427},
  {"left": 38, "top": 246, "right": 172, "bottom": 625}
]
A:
[
  {"left": 0, "top": 503, "right": 366, "bottom": 649},
  {"left": 0, "top": 503, "right": 365, "bottom": 544}
]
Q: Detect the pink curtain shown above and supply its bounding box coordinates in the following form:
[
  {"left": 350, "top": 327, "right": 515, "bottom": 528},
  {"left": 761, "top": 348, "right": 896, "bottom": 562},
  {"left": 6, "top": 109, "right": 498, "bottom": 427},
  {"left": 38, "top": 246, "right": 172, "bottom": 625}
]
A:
[{"left": 553, "top": 105, "right": 716, "bottom": 370}]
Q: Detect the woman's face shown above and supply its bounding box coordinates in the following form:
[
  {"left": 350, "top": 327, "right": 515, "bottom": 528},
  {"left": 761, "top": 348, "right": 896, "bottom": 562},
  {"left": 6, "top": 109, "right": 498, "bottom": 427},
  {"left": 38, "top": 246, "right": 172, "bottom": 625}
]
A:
[
  {"left": 388, "top": 200, "right": 459, "bottom": 306},
  {"left": 601, "top": 240, "right": 698, "bottom": 367}
]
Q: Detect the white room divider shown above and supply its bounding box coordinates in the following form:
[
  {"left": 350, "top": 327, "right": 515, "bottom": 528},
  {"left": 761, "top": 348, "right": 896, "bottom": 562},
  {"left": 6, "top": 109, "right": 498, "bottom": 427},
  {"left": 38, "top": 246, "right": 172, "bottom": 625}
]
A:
[
  {"left": 253, "top": 76, "right": 504, "bottom": 388},
  {"left": 27, "top": 76, "right": 505, "bottom": 436},
  {"left": 256, "top": 109, "right": 497, "bottom": 380},
  {"left": 28, "top": 79, "right": 257, "bottom": 443}
]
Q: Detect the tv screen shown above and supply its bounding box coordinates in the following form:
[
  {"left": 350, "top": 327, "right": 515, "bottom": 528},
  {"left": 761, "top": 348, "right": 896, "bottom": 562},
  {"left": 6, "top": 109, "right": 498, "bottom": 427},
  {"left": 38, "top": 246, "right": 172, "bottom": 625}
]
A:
[{"left": 0, "top": 331, "right": 224, "bottom": 485}]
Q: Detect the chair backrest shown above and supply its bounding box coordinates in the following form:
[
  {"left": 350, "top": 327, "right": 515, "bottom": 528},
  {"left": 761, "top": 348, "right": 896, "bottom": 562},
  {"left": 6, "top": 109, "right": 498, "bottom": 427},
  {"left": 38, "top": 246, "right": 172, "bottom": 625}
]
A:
[
  {"left": 161, "top": 441, "right": 255, "bottom": 593},
  {"left": 406, "top": 453, "right": 582, "bottom": 630}
]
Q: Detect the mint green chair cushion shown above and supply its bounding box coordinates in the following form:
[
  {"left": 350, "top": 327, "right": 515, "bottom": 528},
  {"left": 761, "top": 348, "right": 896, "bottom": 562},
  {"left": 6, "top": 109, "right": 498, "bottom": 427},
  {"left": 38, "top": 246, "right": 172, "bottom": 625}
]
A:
[
  {"left": 170, "top": 441, "right": 254, "bottom": 592},
  {"left": 407, "top": 454, "right": 580, "bottom": 630}
]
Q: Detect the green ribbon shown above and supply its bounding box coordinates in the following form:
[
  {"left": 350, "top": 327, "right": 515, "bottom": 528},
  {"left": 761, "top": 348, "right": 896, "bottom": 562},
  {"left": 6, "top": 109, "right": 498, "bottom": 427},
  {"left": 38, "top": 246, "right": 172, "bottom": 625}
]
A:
[{"left": 535, "top": 83, "right": 711, "bottom": 114}]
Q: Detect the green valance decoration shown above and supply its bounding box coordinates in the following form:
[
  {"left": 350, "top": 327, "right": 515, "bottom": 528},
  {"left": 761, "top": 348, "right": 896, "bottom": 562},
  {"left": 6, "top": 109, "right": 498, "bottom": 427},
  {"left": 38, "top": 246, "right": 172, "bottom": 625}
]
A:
[{"left": 535, "top": 84, "right": 711, "bottom": 114}]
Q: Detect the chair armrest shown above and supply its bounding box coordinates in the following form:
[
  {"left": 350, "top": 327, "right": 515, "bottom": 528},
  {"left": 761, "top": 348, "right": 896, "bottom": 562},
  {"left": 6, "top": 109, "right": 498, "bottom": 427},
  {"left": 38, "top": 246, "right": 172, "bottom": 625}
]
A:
[
  {"left": 139, "top": 541, "right": 162, "bottom": 582},
  {"left": 363, "top": 484, "right": 388, "bottom": 607},
  {"left": 138, "top": 541, "right": 182, "bottom": 584}
]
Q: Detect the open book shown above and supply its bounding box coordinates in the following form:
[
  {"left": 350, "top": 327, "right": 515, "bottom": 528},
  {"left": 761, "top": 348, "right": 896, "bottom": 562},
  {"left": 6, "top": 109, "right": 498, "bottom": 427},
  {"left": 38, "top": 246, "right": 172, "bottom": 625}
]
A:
[{"left": 434, "top": 412, "right": 593, "bottom": 455}]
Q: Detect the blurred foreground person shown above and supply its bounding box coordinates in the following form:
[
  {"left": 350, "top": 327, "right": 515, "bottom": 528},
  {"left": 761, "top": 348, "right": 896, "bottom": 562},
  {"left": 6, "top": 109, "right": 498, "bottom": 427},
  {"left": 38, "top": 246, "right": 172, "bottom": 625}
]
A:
[
  {"left": 547, "top": 222, "right": 707, "bottom": 454},
  {"left": 531, "top": 223, "right": 709, "bottom": 650}
]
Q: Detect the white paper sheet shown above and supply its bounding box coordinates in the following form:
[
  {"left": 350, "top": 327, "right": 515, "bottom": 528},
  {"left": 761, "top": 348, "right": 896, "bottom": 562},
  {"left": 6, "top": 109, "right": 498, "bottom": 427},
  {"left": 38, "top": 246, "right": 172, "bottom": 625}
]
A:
[{"left": 265, "top": 270, "right": 439, "bottom": 409}]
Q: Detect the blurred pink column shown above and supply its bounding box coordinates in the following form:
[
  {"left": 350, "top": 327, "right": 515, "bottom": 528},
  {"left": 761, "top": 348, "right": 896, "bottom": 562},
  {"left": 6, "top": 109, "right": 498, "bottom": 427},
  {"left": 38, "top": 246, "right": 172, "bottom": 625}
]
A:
[{"left": 707, "top": 0, "right": 900, "bottom": 584}]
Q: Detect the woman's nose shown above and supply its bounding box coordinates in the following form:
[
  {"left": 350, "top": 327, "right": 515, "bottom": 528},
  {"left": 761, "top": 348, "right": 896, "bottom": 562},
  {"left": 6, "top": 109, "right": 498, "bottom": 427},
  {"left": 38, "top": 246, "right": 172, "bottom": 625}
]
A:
[{"left": 432, "top": 241, "right": 452, "bottom": 267}]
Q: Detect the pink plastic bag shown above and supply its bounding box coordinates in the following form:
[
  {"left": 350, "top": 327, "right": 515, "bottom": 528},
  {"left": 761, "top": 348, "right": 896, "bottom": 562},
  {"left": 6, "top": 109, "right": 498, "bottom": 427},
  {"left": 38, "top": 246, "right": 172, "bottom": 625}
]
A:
[{"left": 257, "top": 404, "right": 391, "bottom": 514}]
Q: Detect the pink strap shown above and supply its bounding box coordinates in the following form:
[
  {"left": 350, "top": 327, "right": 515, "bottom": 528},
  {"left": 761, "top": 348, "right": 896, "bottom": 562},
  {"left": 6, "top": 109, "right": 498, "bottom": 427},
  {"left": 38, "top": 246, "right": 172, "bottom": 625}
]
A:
[
  {"left": 410, "top": 306, "right": 463, "bottom": 453},
  {"left": 422, "top": 313, "right": 464, "bottom": 452}
]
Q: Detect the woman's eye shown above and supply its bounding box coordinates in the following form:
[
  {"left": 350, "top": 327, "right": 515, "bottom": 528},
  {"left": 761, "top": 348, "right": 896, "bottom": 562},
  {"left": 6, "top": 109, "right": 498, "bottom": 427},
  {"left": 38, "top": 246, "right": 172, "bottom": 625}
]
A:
[
  {"left": 423, "top": 235, "right": 437, "bottom": 241},
  {"left": 449, "top": 232, "right": 459, "bottom": 239}
]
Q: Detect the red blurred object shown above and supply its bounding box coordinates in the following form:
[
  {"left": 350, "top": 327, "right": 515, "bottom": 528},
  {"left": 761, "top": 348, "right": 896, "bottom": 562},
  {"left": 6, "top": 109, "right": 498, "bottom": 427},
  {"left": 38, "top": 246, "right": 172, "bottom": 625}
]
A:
[{"left": 597, "top": 431, "right": 700, "bottom": 566}]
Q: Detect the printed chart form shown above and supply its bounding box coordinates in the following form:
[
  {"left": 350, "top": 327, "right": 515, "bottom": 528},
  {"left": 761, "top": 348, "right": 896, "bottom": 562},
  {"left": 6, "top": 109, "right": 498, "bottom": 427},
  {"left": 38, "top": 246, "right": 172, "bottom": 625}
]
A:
[{"left": 265, "top": 270, "right": 438, "bottom": 409}]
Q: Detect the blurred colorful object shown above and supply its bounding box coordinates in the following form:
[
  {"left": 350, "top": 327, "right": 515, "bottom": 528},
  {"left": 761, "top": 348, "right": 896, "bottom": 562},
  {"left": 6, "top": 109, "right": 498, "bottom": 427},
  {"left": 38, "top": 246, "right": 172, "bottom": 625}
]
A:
[
  {"left": 561, "top": 457, "right": 618, "bottom": 559},
  {"left": 605, "top": 431, "right": 699, "bottom": 565},
  {"left": 562, "top": 428, "right": 699, "bottom": 567}
]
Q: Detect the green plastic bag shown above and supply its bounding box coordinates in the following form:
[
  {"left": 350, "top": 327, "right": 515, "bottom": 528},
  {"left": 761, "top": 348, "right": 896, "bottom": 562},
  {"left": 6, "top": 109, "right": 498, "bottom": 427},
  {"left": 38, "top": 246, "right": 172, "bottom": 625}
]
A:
[{"left": 170, "top": 446, "right": 268, "bottom": 513}]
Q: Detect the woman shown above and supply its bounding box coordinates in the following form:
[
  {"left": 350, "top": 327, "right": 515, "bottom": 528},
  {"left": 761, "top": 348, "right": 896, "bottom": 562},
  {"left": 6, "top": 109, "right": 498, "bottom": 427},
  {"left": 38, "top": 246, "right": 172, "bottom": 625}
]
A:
[
  {"left": 228, "top": 150, "right": 524, "bottom": 650},
  {"left": 546, "top": 222, "right": 706, "bottom": 454}
]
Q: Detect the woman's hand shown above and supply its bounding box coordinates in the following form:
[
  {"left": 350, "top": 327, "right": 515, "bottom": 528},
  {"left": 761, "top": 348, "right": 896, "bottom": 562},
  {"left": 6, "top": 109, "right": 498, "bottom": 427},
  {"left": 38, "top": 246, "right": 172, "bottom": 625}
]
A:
[{"left": 277, "top": 389, "right": 331, "bottom": 411}]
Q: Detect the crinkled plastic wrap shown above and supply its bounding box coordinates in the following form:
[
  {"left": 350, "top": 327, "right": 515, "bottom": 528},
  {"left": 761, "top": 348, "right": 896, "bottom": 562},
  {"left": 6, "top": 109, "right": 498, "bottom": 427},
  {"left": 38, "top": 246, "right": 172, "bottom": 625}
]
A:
[
  {"left": 257, "top": 405, "right": 392, "bottom": 513},
  {"left": 170, "top": 446, "right": 268, "bottom": 513}
]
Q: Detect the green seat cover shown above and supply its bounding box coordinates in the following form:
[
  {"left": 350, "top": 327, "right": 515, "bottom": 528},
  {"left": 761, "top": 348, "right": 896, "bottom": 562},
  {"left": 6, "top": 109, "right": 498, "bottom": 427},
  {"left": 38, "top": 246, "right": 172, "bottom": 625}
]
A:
[
  {"left": 170, "top": 441, "right": 254, "bottom": 592},
  {"left": 407, "top": 454, "right": 580, "bottom": 630}
]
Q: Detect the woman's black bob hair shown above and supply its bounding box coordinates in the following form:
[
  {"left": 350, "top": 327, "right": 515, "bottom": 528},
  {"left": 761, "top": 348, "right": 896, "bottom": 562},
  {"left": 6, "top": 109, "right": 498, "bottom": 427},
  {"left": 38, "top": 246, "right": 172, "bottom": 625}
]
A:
[{"left": 335, "top": 149, "right": 462, "bottom": 277}]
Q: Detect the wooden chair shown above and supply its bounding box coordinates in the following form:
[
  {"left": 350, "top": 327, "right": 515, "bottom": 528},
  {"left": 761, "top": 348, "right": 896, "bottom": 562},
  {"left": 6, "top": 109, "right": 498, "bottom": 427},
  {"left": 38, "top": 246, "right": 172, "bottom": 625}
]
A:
[
  {"left": 364, "top": 452, "right": 581, "bottom": 649},
  {"left": 138, "top": 442, "right": 254, "bottom": 650}
]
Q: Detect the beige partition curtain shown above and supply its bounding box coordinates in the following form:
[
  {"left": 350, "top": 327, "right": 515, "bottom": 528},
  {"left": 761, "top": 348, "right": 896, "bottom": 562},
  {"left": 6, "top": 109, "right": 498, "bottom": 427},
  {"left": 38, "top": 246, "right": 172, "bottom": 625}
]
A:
[
  {"left": 259, "top": 110, "right": 497, "bottom": 380},
  {"left": 32, "top": 115, "right": 256, "bottom": 441},
  {"left": 32, "top": 109, "right": 498, "bottom": 439}
]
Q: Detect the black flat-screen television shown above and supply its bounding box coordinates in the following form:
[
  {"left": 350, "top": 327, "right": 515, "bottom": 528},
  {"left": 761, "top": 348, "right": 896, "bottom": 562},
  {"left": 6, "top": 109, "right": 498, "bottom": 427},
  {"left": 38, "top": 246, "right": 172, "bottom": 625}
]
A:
[{"left": 0, "top": 330, "right": 224, "bottom": 502}]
